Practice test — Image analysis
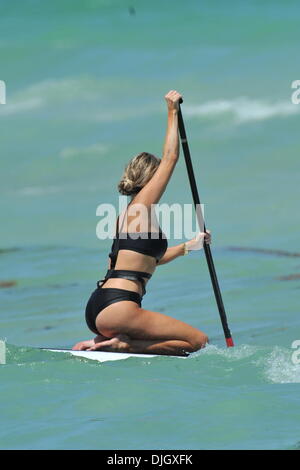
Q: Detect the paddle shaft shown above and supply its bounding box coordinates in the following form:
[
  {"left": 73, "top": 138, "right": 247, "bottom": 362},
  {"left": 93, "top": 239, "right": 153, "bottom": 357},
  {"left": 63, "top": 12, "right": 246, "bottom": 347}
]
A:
[{"left": 177, "top": 101, "right": 234, "bottom": 347}]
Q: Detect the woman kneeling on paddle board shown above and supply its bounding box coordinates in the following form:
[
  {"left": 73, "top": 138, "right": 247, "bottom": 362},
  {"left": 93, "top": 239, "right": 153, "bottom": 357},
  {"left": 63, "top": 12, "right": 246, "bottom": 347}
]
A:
[{"left": 73, "top": 90, "right": 211, "bottom": 355}]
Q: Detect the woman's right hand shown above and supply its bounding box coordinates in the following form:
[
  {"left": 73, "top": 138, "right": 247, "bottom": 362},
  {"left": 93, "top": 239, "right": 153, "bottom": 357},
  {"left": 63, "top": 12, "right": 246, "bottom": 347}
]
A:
[{"left": 165, "top": 90, "right": 182, "bottom": 112}]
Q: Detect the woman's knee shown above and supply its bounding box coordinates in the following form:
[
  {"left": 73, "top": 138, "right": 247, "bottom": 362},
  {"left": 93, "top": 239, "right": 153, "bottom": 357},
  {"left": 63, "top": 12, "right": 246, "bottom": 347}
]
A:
[{"left": 190, "top": 331, "right": 209, "bottom": 351}]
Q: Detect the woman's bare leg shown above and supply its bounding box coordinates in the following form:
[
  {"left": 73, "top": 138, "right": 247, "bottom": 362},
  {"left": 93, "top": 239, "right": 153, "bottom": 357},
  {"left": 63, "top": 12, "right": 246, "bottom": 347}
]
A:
[
  {"left": 94, "top": 301, "right": 208, "bottom": 354},
  {"left": 87, "top": 335, "right": 200, "bottom": 356},
  {"left": 73, "top": 334, "right": 198, "bottom": 356}
]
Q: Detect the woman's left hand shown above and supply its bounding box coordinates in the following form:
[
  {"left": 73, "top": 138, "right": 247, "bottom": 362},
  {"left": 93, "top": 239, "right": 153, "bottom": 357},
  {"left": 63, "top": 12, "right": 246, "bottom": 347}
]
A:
[{"left": 185, "top": 230, "right": 211, "bottom": 251}]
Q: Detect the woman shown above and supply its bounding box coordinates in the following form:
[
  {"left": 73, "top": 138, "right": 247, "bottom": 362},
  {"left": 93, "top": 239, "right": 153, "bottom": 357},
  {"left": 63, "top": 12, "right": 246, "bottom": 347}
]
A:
[{"left": 73, "top": 90, "right": 210, "bottom": 356}]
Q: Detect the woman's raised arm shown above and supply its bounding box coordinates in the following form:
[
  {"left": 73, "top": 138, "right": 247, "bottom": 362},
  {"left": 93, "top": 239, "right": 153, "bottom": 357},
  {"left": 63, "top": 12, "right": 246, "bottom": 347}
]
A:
[{"left": 132, "top": 90, "right": 182, "bottom": 207}]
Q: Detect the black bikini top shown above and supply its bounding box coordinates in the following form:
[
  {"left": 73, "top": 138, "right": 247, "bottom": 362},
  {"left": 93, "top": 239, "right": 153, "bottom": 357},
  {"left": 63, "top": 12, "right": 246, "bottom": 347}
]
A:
[{"left": 109, "top": 219, "right": 168, "bottom": 269}]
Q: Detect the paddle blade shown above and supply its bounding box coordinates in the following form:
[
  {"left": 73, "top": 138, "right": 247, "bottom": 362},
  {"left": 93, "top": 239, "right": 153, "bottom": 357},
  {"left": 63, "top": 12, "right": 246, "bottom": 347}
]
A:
[{"left": 226, "top": 337, "right": 234, "bottom": 348}]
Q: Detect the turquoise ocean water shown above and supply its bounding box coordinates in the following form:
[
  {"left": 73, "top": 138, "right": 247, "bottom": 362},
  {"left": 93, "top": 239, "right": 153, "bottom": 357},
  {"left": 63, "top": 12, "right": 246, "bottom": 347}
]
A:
[{"left": 1, "top": 0, "right": 300, "bottom": 450}]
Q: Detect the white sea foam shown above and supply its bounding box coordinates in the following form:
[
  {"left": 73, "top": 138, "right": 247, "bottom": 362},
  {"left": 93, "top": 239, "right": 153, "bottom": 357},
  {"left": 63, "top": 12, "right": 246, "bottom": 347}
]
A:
[
  {"left": 3, "top": 79, "right": 297, "bottom": 125},
  {"left": 0, "top": 77, "right": 156, "bottom": 121},
  {"left": 21, "top": 77, "right": 97, "bottom": 102},
  {"left": 0, "top": 97, "right": 43, "bottom": 115},
  {"left": 192, "top": 343, "right": 258, "bottom": 360},
  {"left": 0, "top": 77, "right": 98, "bottom": 116},
  {"left": 193, "top": 343, "right": 300, "bottom": 383},
  {"left": 263, "top": 346, "right": 300, "bottom": 384},
  {"left": 184, "top": 97, "right": 300, "bottom": 124}
]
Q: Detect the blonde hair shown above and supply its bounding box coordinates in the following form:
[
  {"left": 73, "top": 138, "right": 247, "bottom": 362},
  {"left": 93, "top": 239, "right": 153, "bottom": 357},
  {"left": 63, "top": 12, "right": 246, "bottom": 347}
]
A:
[{"left": 118, "top": 152, "right": 161, "bottom": 196}]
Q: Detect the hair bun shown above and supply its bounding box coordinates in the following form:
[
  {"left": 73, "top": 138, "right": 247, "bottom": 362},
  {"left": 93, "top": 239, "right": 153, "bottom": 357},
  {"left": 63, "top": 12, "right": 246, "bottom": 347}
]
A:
[
  {"left": 117, "top": 152, "right": 160, "bottom": 196},
  {"left": 118, "top": 177, "right": 136, "bottom": 196}
]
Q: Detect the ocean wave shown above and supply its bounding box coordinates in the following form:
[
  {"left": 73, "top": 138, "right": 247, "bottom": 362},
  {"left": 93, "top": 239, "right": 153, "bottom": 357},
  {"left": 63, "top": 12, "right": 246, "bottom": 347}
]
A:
[
  {"left": 4, "top": 342, "right": 300, "bottom": 384},
  {"left": 16, "top": 186, "right": 63, "bottom": 196},
  {"left": 22, "top": 77, "right": 98, "bottom": 101},
  {"left": 0, "top": 77, "right": 99, "bottom": 116},
  {"left": 184, "top": 97, "right": 300, "bottom": 124},
  {"left": 14, "top": 183, "right": 100, "bottom": 196},
  {"left": 0, "top": 97, "right": 43, "bottom": 116},
  {"left": 196, "top": 343, "right": 258, "bottom": 360},
  {"left": 262, "top": 346, "right": 300, "bottom": 384},
  {"left": 91, "top": 105, "right": 157, "bottom": 123},
  {"left": 193, "top": 343, "right": 300, "bottom": 384},
  {"left": 59, "top": 143, "right": 108, "bottom": 159},
  {"left": 0, "top": 77, "right": 157, "bottom": 121}
]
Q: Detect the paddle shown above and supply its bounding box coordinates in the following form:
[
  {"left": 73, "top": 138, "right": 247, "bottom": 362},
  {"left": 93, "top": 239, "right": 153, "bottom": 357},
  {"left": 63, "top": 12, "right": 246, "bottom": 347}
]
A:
[{"left": 178, "top": 98, "right": 234, "bottom": 347}]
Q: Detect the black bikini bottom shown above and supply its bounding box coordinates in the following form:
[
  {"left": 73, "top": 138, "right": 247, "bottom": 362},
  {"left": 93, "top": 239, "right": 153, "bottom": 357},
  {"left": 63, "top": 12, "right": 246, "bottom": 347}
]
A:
[{"left": 85, "top": 286, "right": 142, "bottom": 335}]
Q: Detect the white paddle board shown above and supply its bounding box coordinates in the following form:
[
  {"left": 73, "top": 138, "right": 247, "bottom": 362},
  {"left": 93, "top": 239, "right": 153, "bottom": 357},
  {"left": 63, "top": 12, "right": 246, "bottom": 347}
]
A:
[{"left": 42, "top": 348, "right": 188, "bottom": 363}]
